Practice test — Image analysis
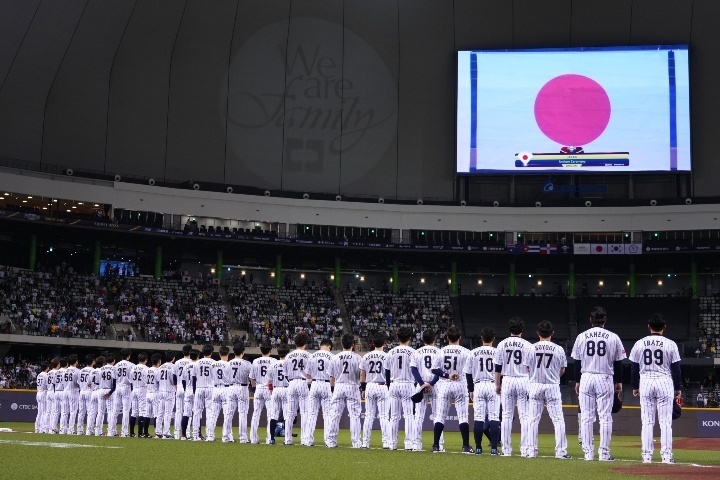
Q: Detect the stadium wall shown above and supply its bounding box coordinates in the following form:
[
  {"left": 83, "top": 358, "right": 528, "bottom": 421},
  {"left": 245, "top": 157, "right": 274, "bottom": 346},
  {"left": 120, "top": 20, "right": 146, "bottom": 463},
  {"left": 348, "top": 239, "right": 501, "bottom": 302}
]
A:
[{"left": 0, "top": 0, "right": 719, "bottom": 200}]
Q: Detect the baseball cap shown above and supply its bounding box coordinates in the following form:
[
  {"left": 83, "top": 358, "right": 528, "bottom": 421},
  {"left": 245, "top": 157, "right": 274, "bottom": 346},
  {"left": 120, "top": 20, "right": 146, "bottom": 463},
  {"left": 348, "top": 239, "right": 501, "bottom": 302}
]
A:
[
  {"left": 611, "top": 391, "right": 623, "bottom": 413},
  {"left": 410, "top": 389, "right": 425, "bottom": 403},
  {"left": 672, "top": 398, "right": 682, "bottom": 420}
]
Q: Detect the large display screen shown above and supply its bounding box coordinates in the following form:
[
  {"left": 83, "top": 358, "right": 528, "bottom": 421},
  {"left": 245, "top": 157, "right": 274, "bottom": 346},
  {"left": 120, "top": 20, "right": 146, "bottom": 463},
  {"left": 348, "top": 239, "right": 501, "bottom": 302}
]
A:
[{"left": 457, "top": 46, "right": 690, "bottom": 174}]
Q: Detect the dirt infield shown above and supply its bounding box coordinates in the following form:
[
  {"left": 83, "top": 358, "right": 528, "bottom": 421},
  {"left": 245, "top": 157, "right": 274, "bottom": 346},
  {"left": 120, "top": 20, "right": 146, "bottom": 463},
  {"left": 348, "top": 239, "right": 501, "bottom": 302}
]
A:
[
  {"left": 673, "top": 437, "right": 720, "bottom": 451},
  {"left": 611, "top": 465, "right": 720, "bottom": 480}
]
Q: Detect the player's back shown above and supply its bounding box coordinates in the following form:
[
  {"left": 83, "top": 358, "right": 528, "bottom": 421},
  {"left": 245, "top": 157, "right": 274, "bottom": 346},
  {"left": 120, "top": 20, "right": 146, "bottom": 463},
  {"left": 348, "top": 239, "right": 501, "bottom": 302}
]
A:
[
  {"left": 194, "top": 358, "right": 215, "bottom": 388},
  {"left": 250, "top": 357, "right": 275, "bottom": 386},
  {"left": 37, "top": 372, "right": 47, "bottom": 392},
  {"left": 64, "top": 366, "right": 80, "bottom": 390},
  {"left": 99, "top": 365, "right": 115, "bottom": 389},
  {"left": 529, "top": 340, "right": 566, "bottom": 384},
  {"left": 572, "top": 326, "right": 626, "bottom": 375},
  {"left": 173, "top": 358, "right": 191, "bottom": 389},
  {"left": 211, "top": 359, "right": 229, "bottom": 386},
  {"left": 131, "top": 364, "right": 148, "bottom": 389},
  {"left": 56, "top": 367, "right": 67, "bottom": 391},
  {"left": 227, "top": 358, "right": 251, "bottom": 385},
  {"left": 494, "top": 337, "right": 533, "bottom": 377},
  {"left": 79, "top": 366, "right": 93, "bottom": 391},
  {"left": 146, "top": 367, "right": 159, "bottom": 392},
  {"left": 332, "top": 351, "right": 362, "bottom": 384},
  {"left": 157, "top": 363, "right": 175, "bottom": 391},
  {"left": 465, "top": 346, "right": 497, "bottom": 382},
  {"left": 269, "top": 361, "right": 288, "bottom": 388},
  {"left": 361, "top": 350, "right": 387, "bottom": 383},
  {"left": 308, "top": 350, "right": 334, "bottom": 381},
  {"left": 412, "top": 345, "right": 440, "bottom": 382},
  {"left": 114, "top": 360, "right": 133, "bottom": 386},
  {"left": 284, "top": 350, "right": 310, "bottom": 381},
  {"left": 386, "top": 345, "right": 415, "bottom": 382},
  {"left": 630, "top": 335, "right": 680, "bottom": 378},
  {"left": 90, "top": 368, "right": 101, "bottom": 391},
  {"left": 435, "top": 344, "right": 471, "bottom": 380}
]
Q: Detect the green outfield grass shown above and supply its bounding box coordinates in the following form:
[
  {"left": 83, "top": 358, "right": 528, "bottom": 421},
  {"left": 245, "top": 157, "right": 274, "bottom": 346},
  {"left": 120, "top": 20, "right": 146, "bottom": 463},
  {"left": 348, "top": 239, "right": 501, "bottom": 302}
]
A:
[{"left": 0, "top": 423, "right": 719, "bottom": 480}]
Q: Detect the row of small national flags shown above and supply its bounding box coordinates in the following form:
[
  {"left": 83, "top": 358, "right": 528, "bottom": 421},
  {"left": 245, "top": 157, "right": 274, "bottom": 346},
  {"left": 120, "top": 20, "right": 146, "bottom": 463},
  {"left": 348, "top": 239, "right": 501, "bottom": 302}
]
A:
[{"left": 573, "top": 243, "right": 642, "bottom": 255}]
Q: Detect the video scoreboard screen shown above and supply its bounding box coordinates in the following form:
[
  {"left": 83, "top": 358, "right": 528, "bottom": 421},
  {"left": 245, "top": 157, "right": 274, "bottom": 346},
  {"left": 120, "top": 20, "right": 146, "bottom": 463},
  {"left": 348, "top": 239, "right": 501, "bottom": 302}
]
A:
[{"left": 457, "top": 46, "right": 690, "bottom": 174}]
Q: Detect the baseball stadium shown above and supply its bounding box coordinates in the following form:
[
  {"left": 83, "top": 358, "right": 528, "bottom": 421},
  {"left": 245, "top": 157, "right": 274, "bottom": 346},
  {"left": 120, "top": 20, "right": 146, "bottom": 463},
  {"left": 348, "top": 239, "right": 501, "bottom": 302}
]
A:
[{"left": 0, "top": 1, "right": 719, "bottom": 479}]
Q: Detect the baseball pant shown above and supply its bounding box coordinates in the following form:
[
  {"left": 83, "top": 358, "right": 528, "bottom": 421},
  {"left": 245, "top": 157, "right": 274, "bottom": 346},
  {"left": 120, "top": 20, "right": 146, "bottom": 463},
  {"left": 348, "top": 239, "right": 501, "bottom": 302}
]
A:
[
  {"left": 389, "top": 382, "right": 416, "bottom": 450},
  {"left": 499, "top": 376, "right": 530, "bottom": 456},
  {"left": 156, "top": 390, "right": 175, "bottom": 436},
  {"left": 35, "top": 391, "right": 46, "bottom": 432},
  {"left": 57, "top": 390, "right": 68, "bottom": 433},
  {"left": 415, "top": 386, "right": 442, "bottom": 449},
  {"left": 78, "top": 390, "right": 92, "bottom": 434},
  {"left": 183, "top": 390, "right": 194, "bottom": 438},
  {"left": 528, "top": 383, "right": 567, "bottom": 457},
  {"left": 85, "top": 391, "right": 99, "bottom": 435},
  {"left": 44, "top": 391, "right": 55, "bottom": 433},
  {"left": 94, "top": 389, "right": 111, "bottom": 436},
  {"left": 362, "top": 382, "right": 389, "bottom": 447},
  {"left": 224, "top": 384, "right": 249, "bottom": 442},
  {"left": 270, "top": 387, "right": 289, "bottom": 442},
  {"left": 327, "top": 384, "right": 361, "bottom": 448},
  {"left": 639, "top": 376, "right": 674, "bottom": 461},
  {"left": 131, "top": 388, "right": 148, "bottom": 418},
  {"left": 286, "top": 379, "right": 309, "bottom": 445},
  {"left": 436, "top": 381, "right": 469, "bottom": 430},
  {"left": 206, "top": 387, "right": 225, "bottom": 441},
  {"left": 193, "top": 387, "right": 213, "bottom": 440},
  {"left": 307, "top": 381, "right": 332, "bottom": 446},
  {"left": 579, "top": 373, "right": 614, "bottom": 460},
  {"left": 111, "top": 384, "right": 131, "bottom": 436},
  {"left": 250, "top": 386, "right": 272, "bottom": 444},
  {"left": 67, "top": 390, "right": 80, "bottom": 434},
  {"left": 173, "top": 388, "right": 185, "bottom": 438},
  {"left": 146, "top": 392, "right": 156, "bottom": 419}
]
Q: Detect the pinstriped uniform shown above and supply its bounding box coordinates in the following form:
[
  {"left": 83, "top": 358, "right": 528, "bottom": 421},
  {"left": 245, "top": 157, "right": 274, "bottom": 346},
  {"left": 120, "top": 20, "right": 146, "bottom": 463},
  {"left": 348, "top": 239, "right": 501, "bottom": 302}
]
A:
[
  {"left": 35, "top": 372, "right": 48, "bottom": 432},
  {"left": 284, "top": 350, "right": 311, "bottom": 445},
  {"left": 269, "top": 361, "right": 290, "bottom": 441},
  {"left": 192, "top": 358, "right": 215, "bottom": 440},
  {"left": 249, "top": 357, "right": 276, "bottom": 443},
  {"left": 113, "top": 360, "right": 133, "bottom": 436},
  {"left": 327, "top": 351, "right": 363, "bottom": 448},
  {"left": 411, "top": 345, "right": 441, "bottom": 449},
  {"left": 63, "top": 366, "right": 81, "bottom": 434},
  {"left": 385, "top": 345, "right": 417, "bottom": 450},
  {"left": 225, "top": 358, "right": 252, "bottom": 442},
  {"left": 306, "top": 350, "right": 334, "bottom": 446},
  {"left": 360, "top": 350, "right": 389, "bottom": 447},
  {"left": 172, "top": 358, "right": 191, "bottom": 438},
  {"left": 206, "top": 360, "right": 229, "bottom": 441},
  {"left": 129, "top": 364, "right": 148, "bottom": 419},
  {"left": 77, "top": 366, "right": 93, "bottom": 434},
  {"left": 493, "top": 337, "right": 533, "bottom": 456},
  {"left": 433, "top": 345, "right": 471, "bottom": 427},
  {"left": 528, "top": 340, "right": 567, "bottom": 457},
  {"left": 572, "top": 327, "right": 626, "bottom": 460},
  {"left": 464, "top": 346, "right": 500, "bottom": 423},
  {"left": 629, "top": 334, "right": 680, "bottom": 462}
]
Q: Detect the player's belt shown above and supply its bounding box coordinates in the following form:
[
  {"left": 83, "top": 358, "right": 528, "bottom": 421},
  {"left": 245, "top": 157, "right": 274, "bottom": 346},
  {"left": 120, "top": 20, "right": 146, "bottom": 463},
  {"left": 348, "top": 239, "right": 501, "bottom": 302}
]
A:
[
  {"left": 392, "top": 381, "right": 413, "bottom": 383},
  {"left": 371, "top": 382, "right": 386, "bottom": 385},
  {"left": 474, "top": 380, "right": 494, "bottom": 383},
  {"left": 289, "top": 378, "right": 305, "bottom": 381},
  {"left": 313, "top": 379, "right": 330, "bottom": 382}
]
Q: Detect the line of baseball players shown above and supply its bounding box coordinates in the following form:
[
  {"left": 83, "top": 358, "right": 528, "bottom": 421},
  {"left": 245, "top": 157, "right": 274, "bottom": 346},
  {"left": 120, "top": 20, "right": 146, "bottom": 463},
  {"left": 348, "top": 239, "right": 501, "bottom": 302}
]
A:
[{"left": 32, "top": 307, "right": 682, "bottom": 463}]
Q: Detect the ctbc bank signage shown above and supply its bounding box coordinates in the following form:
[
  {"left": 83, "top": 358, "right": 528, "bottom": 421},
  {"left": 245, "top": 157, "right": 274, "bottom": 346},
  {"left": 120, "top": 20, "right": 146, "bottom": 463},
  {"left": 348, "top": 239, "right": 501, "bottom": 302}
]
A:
[
  {"left": 0, "top": 391, "right": 38, "bottom": 422},
  {"left": 696, "top": 412, "right": 720, "bottom": 437}
]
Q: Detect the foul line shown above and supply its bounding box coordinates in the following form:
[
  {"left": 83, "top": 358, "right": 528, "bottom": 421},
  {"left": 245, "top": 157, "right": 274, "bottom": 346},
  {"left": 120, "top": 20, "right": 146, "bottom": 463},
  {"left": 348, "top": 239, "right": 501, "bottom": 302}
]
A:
[{"left": 0, "top": 439, "right": 121, "bottom": 449}]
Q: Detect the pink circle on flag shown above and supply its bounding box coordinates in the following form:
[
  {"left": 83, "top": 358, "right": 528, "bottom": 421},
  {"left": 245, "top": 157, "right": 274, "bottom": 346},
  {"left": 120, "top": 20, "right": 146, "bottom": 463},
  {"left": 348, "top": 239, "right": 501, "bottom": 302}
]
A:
[{"left": 534, "top": 74, "right": 611, "bottom": 146}]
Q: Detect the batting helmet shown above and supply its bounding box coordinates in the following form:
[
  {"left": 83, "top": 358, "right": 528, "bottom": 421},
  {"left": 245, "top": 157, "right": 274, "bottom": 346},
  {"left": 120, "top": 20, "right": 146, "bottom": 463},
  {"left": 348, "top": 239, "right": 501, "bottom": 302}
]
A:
[
  {"left": 611, "top": 391, "right": 623, "bottom": 413},
  {"left": 672, "top": 398, "right": 682, "bottom": 420}
]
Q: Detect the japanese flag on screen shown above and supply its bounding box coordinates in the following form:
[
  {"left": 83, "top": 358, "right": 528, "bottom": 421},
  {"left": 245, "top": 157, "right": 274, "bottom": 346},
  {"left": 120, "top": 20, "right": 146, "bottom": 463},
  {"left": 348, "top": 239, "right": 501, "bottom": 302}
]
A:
[{"left": 591, "top": 244, "right": 608, "bottom": 254}]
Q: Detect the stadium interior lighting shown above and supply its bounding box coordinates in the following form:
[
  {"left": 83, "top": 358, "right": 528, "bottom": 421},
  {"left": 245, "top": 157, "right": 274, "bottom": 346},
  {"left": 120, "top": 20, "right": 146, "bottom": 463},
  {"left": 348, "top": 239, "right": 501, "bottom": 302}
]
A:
[
  {"left": 330, "top": 275, "right": 334, "bottom": 280},
  {"left": 210, "top": 268, "right": 215, "bottom": 273},
  {"left": 478, "top": 279, "right": 482, "bottom": 285},
  {"left": 598, "top": 281, "right": 604, "bottom": 286},
  {"left": 658, "top": 280, "right": 663, "bottom": 286},
  {"left": 270, "top": 272, "right": 275, "bottom": 277},
  {"left": 420, "top": 278, "right": 425, "bottom": 283},
  {"left": 360, "top": 276, "right": 364, "bottom": 281},
  {"left": 537, "top": 280, "right": 542, "bottom": 286},
  {"left": 300, "top": 274, "right": 305, "bottom": 279}
]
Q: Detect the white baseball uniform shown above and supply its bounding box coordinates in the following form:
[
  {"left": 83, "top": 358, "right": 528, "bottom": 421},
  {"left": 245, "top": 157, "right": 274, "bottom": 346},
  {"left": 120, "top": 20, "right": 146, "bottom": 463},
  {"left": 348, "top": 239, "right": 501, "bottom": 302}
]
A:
[
  {"left": 433, "top": 345, "right": 471, "bottom": 434},
  {"left": 411, "top": 345, "right": 441, "bottom": 449},
  {"left": 95, "top": 364, "right": 116, "bottom": 436},
  {"left": 306, "top": 350, "right": 334, "bottom": 446},
  {"left": 35, "top": 371, "right": 48, "bottom": 433},
  {"left": 360, "top": 349, "right": 389, "bottom": 448},
  {"left": 464, "top": 345, "right": 500, "bottom": 450},
  {"left": 183, "top": 362, "right": 196, "bottom": 435},
  {"left": 85, "top": 368, "right": 101, "bottom": 435},
  {"left": 225, "top": 357, "right": 252, "bottom": 442},
  {"left": 44, "top": 369, "right": 57, "bottom": 433},
  {"left": 629, "top": 334, "right": 681, "bottom": 462},
  {"left": 269, "top": 360, "right": 289, "bottom": 443},
  {"left": 192, "top": 357, "right": 215, "bottom": 440},
  {"left": 327, "top": 350, "right": 363, "bottom": 448},
  {"left": 145, "top": 366, "right": 159, "bottom": 422},
  {"left": 156, "top": 362, "right": 175, "bottom": 437},
  {"left": 249, "top": 356, "right": 275, "bottom": 444},
  {"left": 572, "top": 326, "right": 626, "bottom": 460},
  {"left": 54, "top": 367, "right": 67, "bottom": 433},
  {"left": 130, "top": 364, "right": 148, "bottom": 420},
  {"left": 528, "top": 340, "right": 568, "bottom": 458},
  {"left": 77, "top": 366, "right": 94, "bottom": 434},
  {"left": 284, "top": 349, "right": 311, "bottom": 445},
  {"left": 173, "top": 357, "right": 192, "bottom": 439},
  {"left": 385, "top": 344, "right": 416, "bottom": 450},
  {"left": 494, "top": 336, "right": 533, "bottom": 456},
  {"left": 206, "top": 359, "right": 229, "bottom": 441},
  {"left": 113, "top": 359, "right": 134, "bottom": 436},
  {"left": 63, "top": 365, "right": 81, "bottom": 434}
]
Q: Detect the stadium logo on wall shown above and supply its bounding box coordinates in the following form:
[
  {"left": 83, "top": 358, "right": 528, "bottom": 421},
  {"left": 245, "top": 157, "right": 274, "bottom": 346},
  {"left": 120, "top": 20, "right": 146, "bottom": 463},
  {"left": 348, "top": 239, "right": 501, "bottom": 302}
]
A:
[
  {"left": 10, "top": 403, "right": 35, "bottom": 411},
  {"left": 226, "top": 19, "right": 398, "bottom": 185},
  {"left": 10, "top": 403, "right": 17, "bottom": 411},
  {"left": 542, "top": 180, "right": 607, "bottom": 194}
]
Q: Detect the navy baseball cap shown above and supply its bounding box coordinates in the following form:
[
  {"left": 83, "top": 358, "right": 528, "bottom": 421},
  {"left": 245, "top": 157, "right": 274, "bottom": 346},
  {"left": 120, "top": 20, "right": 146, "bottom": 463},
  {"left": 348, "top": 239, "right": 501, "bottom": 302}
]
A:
[
  {"left": 672, "top": 399, "right": 682, "bottom": 420},
  {"left": 611, "top": 391, "right": 623, "bottom": 413}
]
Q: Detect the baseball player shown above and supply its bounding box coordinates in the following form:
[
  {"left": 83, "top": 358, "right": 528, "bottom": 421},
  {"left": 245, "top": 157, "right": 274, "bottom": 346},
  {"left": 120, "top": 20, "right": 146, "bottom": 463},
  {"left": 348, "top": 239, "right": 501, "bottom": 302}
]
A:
[
  {"left": 306, "top": 338, "right": 334, "bottom": 447},
  {"left": 63, "top": 354, "right": 81, "bottom": 434},
  {"left": 54, "top": 357, "right": 68, "bottom": 434},
  {"left": 45, "top": 358, "right": 59, "bottom": 433},
  {"left": 35, "top": 363, "right": 49, "bottom": 433},
  {"left": 206, "top": 346, "right": 230, "bottom": 441},
  {"left": 494, "top": 317, "right": 533, "bottom": 457},
  {"left": 192, "top": 344, "right": 216, "bottom": 441},
  {"left": 528, "top": 321, "right": 570, "bottom": 459},
  {"left": 112, "top": 349, "right": 134, "bottom": 437},
  {"left": 268, "top": 343, "right": 291, "bottom": 445},
  {"left": 284, "top": 332, "right": 311, "bottom": 446},
  {"left": 96, "top": 353, "right": 116, "bottom": 436},
  {"left": 129, "top": 352, "right": 149, "bottom": 437},
  {"left": 181, "top": 349, "right": 200, "bottom": 440},
  {"left": 156, "top": 351, "right": 176, "bottom": 439},
  {"left": 572, "top": 306, "right": 626, "bottom": 461},
  {"left": 143, "top": 353, "right": 161, "bottom": 438},
  {"left": 360, "top": 332, "right": 389, "bottom": 448},
  {"left": 225, "top": 343, "right": 252, "bottom": 443},
  {"left": 85, "top": 356, "right": 103, "bottom": 436},
  {"left": 77, "top": 354, "right": 95, "bottom": 436},
  {"left": 385, "top": 327, "right": 417, "bottom": 450},
  {"left": 173, "top": 345, "right": 193, "bottom": 439},
  {"left": 411, "top": 330, "right": 442, "bottom": 451},
  {"left": 327, "top": 334, "right": 363, "bottom": 448},
  {"left": 629, "top": 313, "right": 682, "bottom": 464},
  {"left": 464, "top": 327, "right": 500, "bottom": 455},
  {"left": 249, "top": 344, "right": 276, "bottom": 444},
  {"left": 430, "top": 325, "right": 472, "bottom": 454}
]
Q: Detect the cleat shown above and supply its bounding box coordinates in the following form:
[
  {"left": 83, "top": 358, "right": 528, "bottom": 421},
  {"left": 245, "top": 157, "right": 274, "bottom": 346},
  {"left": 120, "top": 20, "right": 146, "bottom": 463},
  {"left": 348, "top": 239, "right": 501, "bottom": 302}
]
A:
[
  {"left": 283, "top": 441, "right": 293, "bottom": 445},
  {"left": 325, "top": 443, "right": 336, "bottom": 448},
  {"left": 556, "top": 455, "right": 572, "bottom": 460},
  {"left": 269, "top": 439, "right": 276, "bottom": 445},
  {"left": 462, "top": 446, "right": 474, "bottom": 455},
  {"left": 475, "top": 447, "right": 483, "bottom": 455},
  {"left": 432, "top": 445, "right": 442, "bottom": 453},
  {"left": 599, "top": 456, "right": 615, "bottom": 462},
  {"left": 490, "top": 449, "right": 499, "bottom": 456},
  {"left": 662, "top": 458, "right": 675, "bottom": 464},
  {"left": 180, "top": 437, "right": 187, "bottom": 441}
]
